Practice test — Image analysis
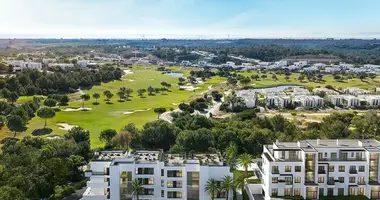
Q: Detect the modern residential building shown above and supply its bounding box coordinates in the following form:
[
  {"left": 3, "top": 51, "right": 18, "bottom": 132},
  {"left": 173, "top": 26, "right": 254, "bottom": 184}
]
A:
[
  {"left": 237, "top": 90, "right": 257, "bottom": 108},
  {"left": 260, "top": 139, "right": 380, "bottom": 200},
  {"left": 48, "top": 63, "right": 74, "bottom": 69},
  {"left": 328, "top": 95, "right": 360, "bottom": 108},
  {"left": 7, "top": 60, "right": 42, "bottom": 72},
  {"left": 358, "top": 95, "right": 380, "bottom": 107},
  {"left": 83, "top": 150, "right": 232, "bottom": 200},
  {"left": 343, "top": 87, "right": 371, "bottom": 96},
  {"left": 294, "top": 95, "right": 324, "bottom": 108},
  {"left": 313, "top": 88, "right": 339, "bottom": 96}
]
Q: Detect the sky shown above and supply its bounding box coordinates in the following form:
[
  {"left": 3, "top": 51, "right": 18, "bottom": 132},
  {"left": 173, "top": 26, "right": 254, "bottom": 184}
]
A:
[{"left": 0, "top": 0, "right": 380, "bottom": 39}]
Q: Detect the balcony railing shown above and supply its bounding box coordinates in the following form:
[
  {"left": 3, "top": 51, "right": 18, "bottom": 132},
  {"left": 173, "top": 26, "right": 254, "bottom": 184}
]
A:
[
  {"left": 271, "top": 170, "right": 280, "bottom": 174},
  {"left": 358, "top": 181, "right": 366, "bottom": 185},
  {"left": 349, "top": 170, "right": 358, "bottom": 174},
  {"left": 318, "top": 157, "right": 366, "bottom": 161}
]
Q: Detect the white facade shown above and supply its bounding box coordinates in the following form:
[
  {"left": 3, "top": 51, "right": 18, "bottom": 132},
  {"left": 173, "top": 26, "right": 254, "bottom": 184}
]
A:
[
  {"left": 7, "top": 60, "right": 42, "bottom": 72},
  {"left": 358, "top": 95, "right": 380, "bottom": 107},
  {"left": 294, "top": 61, "right": 308, "bottom": 67},
  {"left": 83, "top": 150, "right": 232, "bottom": 200},
  {"left": 294, "top": 95, "right": 324, "bottom": 108},
  {"left": 48, "top": 63, "right": 74, "bottom": 69},
  {"left": 180, "top": 60, "right": 192, "bottom": 66},
  {"left": 237, "top": 90, "right": 257, "bottom": 108},
  {"left": 343, "top": 87, "right": 371, "bottom": 96},
  {"left": 325, "top": 67, "right": 341, "bottom": 73},
  {"left": 261, "top": 139, "right": 380, "bottom": 200},
  {"left": 339, "top": 63, "right": 355, "bottom": 69},
  {"left": 364, "top": 64, "right": 380, "bottom": 69}
]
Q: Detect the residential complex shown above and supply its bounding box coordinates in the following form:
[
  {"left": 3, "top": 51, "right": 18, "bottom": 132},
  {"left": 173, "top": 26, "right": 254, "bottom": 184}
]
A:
[
  {"left": 83, "top": 150, "right": 232, "bottom": 200},
  {"left": 257, "top": 139, "right": 380, "bottom": 200}
]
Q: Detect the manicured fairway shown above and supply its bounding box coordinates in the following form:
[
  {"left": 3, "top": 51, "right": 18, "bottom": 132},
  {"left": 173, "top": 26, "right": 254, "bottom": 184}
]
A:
[
  {"left": 238, "top": 72, "right": 380, "bottom": 90},
  {"left": 0, "top": 66, "right": 226, "bottom": 148}
]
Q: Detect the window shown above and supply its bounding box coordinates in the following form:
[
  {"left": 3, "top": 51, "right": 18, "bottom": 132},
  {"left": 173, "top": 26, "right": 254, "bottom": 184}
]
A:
[
  {"left": 167, "top": 170, "right": 182, "bottom": 177},
  {"left": 295, "top": 166, "right": 301, "bottom": 172},
  {"left": 136, "top": 168, "right": 154, "bottom": 175},
  {"left": 338, "top": 188, "right": 344, "bottom": 196},
  {"left": 338, "top": 177, "right": 344, "bottom": 183},
  {"left": 167, "top": 181, "right": 182, "bottom": 188},
  {"left": 349, "top": 165, "right": 356, "bottom": 173},
  {"left": 359, "top": 166, "right": 365, "bottom": 172},
  {"left": 161, "top": 169, "right": 164, "bottom": 176},
  {"left": 161, "top": 190, "right": 164, "bottom": 198},
  {"left": 161, "top": 180, "right": 164, "bottom": 187},
  {"left": 339, "top": 166, "right": 345, "bottom": 172},
  {"left": 285, "top": 177, "right": 292, "bottom": 185},
  {"left": 272, "top": 166, "right": 279, "bottom": 174},
  {"left": 294, "top": 177, "right": 301, "bottom": 183},
  {"left": 272, "top": 177, "right": 278, "bottom": 183},
  {"left": 349, "top": 188, "right": 355, "bottom": 196},
  {"left": 358, "top": 188, "right": 364, "bottom": 195},
  {"left": 318, "top": 166, "right": 325, "bottom": 173},
  {"left": 318, "top": 177, "right": 324, "bottom": 183},
  {"left": 281, "top": 151, "right": 285, "bottom": 159},
  {"left": 358, "top": 177, "right": 365, "bottom": 184},
  {"left": 294, "top": 188, "right": 301, "bottom": 196},
  {"left": 349, "top": 177, "right": 356, "bottom": 183},
  {"left": 319, "top": 188, "right": 324, "bottom": 196},
  {"left": 328, "top": 188, "right": 334, "bottom": 196},
  {"left": 285, "top": 166, "right": 292, "bottom": 172},
  {"left": 325, "top": 152, "right": 327, "bottom": 157},
  {"left": 271, "top": 188, "right": 278, "bottom": 196},
  {"left": 331, "top": 153, "right": 337, "bottom": 160},
  {"left": 284, "top": 188, "right": 291, "bottom": 196},
  {"left": 329, "top": 165, "right": 335, "bottom": 172},
  {"left": 167, "top": 191, "right": 182, "bottom": 198},
  {"left": 318, "top": 152, "right": 323, "bottom": 159},
  {"left": 351, "top": 152, "right": 355, "bottom": 157}
]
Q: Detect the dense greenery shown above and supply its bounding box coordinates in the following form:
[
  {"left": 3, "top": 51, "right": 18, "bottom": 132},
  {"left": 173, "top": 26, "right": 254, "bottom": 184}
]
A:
[
  {"left": 0, "top": 67, "right": 123, "bottom": 96},
  {"left": 0, "top": 126, "right": 91, "bottom": 199}
]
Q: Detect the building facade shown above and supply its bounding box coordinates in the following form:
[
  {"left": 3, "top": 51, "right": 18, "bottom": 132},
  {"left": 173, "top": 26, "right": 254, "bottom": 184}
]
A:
[
  {"left": 83, "top": 150, "right": 232, "bottom": 200},
  {"left": 261, "top": 139, "right": 380, "bottom": 200}
]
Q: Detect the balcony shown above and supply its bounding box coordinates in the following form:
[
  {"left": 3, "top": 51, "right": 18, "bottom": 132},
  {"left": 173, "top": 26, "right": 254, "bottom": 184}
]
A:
[
  {"left": 349, "top": 170, "right": 358, "bottom": 174},
  {"left": 87, "top": 181, "right": 109, "bottom": 188},
  {"left": 82, "top": 187, "right": 109, "bottom": 200},
  {"left": 358, "top": 181, "right": 366, "bottom": 185},
  {"left": 318, "top": 157, "right": 366, "bottom": 162},
  {"left": 271, "top": 170, "right": 280, "bottom": 174}
]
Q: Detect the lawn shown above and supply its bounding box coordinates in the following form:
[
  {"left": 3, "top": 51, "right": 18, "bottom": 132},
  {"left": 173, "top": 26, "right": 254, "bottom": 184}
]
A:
[
  {"left": 0, "top": 66, "right": 226, "bottom": 148},
  {"left": 238, "top": 72, "right": 380, "bottom": 90}
]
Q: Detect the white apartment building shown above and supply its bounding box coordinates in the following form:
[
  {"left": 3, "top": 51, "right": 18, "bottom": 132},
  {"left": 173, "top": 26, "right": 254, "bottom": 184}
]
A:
[
  {"left": 313, "top": 63, "right": 327, "bottom": 69},
  {"left": 83, "top": 150, "right": 232, "bottom": 200},
  {"left": 294, "top": 95, "right": 324, "bottom": 108},
  {"left": 237, "top": 90, "right": 257, "bottom": 108},
  {"left": 48, "top": 63, "right": 74, "bottom": 69},
  {"left": 364, "top": 64, "right": 380, "bottom": 69},
  {"left": 328, "top": 95, "right": 360, "bottom": 108},
  {"left": 313, "top": 88, "right": 338, "bottom": 95},
  {"left": 343, "top": 87, "right": 371, "bottom": 96},
  {"left": 339, "top": 63, "right": 355, "bottom": 69},
  {"left": 325, "top": 67, "right": 341, "bottom": 73},
  {"left": 42, "top": 58, "right": 57, "bottom": 64},
  {"left": 294, "top": 61, "right": 308, "bottom": 68},
  {"left": 358, "top": 95, "right": 380, "bottom": 107},
  {"left": 261, "top": 139, "right": 380, "bottom": 200},
  {"left": 7, "top": 60, "right": 42, "bottom": 72}
]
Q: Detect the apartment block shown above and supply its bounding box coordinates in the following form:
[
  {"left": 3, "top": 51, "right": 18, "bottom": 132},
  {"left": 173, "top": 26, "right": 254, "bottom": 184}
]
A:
[
  {"left": 83, "top": 150, "right": 232, "bottom": 200},
  {"left": 261, "top": 139, "right": 380, "bottom": 200}
]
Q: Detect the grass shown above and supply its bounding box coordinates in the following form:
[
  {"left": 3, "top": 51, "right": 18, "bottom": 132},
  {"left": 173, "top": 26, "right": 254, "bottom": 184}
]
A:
[
  {"left": 0, "top": 66, "right": 226, "bottom": 148},
  {"left": 238, "top": 72, "right": 380, "bottom": 90}
]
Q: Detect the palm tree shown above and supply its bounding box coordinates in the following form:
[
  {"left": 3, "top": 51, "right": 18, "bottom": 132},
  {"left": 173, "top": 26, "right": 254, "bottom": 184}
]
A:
[
  {"left": 205, "top": 178, "right": 219, "bottom": 200},
  {"left": 223, "top": 142, "right": 238, "bottom": 170},
  {"left": 132, "top": 179, "right": 143, "bottom": 200},
  {"left": 238, "top": 153, "right": 253, "bottom": 178},
  {"left": 221, "top": 175, "right": 234, "bottom": 200}
]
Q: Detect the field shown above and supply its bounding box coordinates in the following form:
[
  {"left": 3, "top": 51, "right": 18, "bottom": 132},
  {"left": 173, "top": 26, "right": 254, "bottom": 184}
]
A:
[
  {"left": 238, "top": 72, "right": 380, "bottom": 90},
  {"left": 0, "top": 66, "right": 226, "bottom": 148}
]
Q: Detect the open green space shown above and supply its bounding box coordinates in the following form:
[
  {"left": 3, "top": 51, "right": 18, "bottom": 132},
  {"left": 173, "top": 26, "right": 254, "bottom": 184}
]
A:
[
  {"left": 238, "top": 72, "right": 380, "bottom": 90},
  {"left": 0, "top": 66, "right": 226, "bottom": 148}
]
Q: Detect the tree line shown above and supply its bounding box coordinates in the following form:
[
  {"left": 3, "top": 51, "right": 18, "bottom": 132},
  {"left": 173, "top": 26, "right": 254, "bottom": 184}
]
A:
[{"left": 0, "top": 66, "right": 123, "bottom": 97}]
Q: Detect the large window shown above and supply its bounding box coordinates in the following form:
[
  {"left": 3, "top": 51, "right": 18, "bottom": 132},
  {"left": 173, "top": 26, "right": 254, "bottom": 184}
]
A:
[
  {"left": 167, "top": 191, "right": 182, "bottom": 198},
  {"left": 142, "top": 188, "right": 154, "bottom": 195},
  {"left": 136, "top": 168, "right": 154, "bottom": 175},
  {"left": 294, "top": 188, "right": 301, "bottom": 196},
  {"left": 272, "top": 166, "right": 279, "bottom": 174},
  {"left": 285, "top": 177, "right": 292, "bottom": 185},
  {"left": 294, "top": 177, "right": 301, "bottom": 183},
  {"left": 167, "top": 170, "right": 182, "bottom": 177},
  {"left": 295, "top": 166, "right": 301, "bottom": 172},
  {"left": 349, "top": 177, "right": 356, "bottom": 183},
  {"left": 329, "top": 165, "right": 335, "bottom": 172},
  {"left": 339, "top": 166, "right": 345, "bottom": 172},
  {"left": 319, "top": 188, "right": 324, "bottom": 196},
  {"left": 137, "top": 178, "right": 154, "bottom": 185},
  {"left": 284, "top": 188, "right": 291, "bottom": 196},
  {"left": 358, "top": 188, "right": 364, "bottom": 195},
  {"left": 285, "top": 166, "right": 292, "bottom": 172},
  {"left": 331, "top": 153, "right": 337, "bottom": 160},
  {"left": 272, "top": 177, "right": 278, "bottom": 183},
  {"left": 358, "top": 176, "right": 365, "bottom": 185},
  {"left": 271, "top": 188, "right": 278, "bottom": 196},
  {"left": 318, "top": 177, "right": 324, "bottom": 183},
  {"left": 328, "top": 188, "right": 334, "bottom": 196},
  {"left": 359, "top": 166, "right": 365, "bottom": 172},
  {"left": 167, "top": 181, "right": 182, "bottom": 188},
  {"left": 338, "top": 188, "right": 344, "bottom": 196},
  {"left": 338, "top": 177, "right": 344, "bottom": 183}
]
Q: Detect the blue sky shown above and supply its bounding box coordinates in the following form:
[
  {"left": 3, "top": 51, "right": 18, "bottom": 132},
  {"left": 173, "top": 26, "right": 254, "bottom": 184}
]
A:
[{"left": 1, "top": 0, "right": 379, "bottom": 38}]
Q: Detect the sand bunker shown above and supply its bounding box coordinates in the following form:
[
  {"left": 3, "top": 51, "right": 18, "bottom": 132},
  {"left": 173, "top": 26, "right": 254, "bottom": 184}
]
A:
[
  {"left": 46, "top": 136, "right": 63, "bottom": 140},
  {"left": 123, "top": 108, "right": 152, "bottom": 115},
  {"left": 180, "top": 86, "right": 200, "bottom": 91},
  {"left": 63, "top": 107, "right": 92, "bottom": 112},
  {"left": 57, "top": 123, "right": 78, "bottom": 131},
  {"left": 123, "top": 70, "right": 134, "bottom": 74}
]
